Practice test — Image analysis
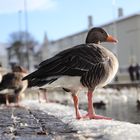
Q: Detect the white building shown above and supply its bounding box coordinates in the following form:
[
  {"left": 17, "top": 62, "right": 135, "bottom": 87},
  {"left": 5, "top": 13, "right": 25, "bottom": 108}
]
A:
[
  {"left": 40, "top": 12, "right": 140, "bottom": 82},
  {"left": 0, "top": 43, "right": 8, "bottom": 69}
]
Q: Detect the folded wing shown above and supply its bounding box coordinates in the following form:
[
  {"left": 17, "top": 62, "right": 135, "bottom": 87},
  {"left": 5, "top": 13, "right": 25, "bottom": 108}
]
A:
[{"left": 23, "top": 44, "right": 108, "bottom": 87}]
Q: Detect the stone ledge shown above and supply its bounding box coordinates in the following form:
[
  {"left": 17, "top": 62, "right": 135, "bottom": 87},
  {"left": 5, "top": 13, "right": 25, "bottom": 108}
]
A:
[
  {"left": 0, "top": 101, "right": 140, "bottom": 140},
  {"left": 23, "top": 100, "right": 140, "bottom": 140}
]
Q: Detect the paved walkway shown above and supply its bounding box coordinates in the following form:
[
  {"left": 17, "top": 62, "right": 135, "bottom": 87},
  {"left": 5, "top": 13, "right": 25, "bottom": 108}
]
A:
[{"left": 0, "top": 102, "right": 79, "bottom": 140}]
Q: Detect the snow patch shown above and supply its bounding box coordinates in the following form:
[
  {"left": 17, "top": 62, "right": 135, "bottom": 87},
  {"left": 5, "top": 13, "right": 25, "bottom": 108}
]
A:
[{"left": 23, "top": 100, "right": 140, "bottom": 140}]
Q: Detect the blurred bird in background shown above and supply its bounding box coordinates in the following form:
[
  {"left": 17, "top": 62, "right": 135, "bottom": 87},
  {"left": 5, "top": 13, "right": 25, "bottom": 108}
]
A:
[
  {"left": 0, "top": 65, "right": 28, "bottom": 106},
  {"left": 0, "top": 63, "right": 7, "bottom": 83}
]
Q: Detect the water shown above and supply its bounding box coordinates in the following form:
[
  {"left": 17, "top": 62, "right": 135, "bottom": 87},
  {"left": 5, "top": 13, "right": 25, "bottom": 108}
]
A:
[
  {"left": 95, "top": 100, "right": 140, "bottom": 124},
  {"left": 79, "top": 88, "right": 140, "bottom": 124}
]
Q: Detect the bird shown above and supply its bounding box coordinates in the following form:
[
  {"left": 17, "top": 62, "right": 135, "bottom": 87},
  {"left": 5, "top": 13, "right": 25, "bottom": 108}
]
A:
[
  {"left": 0, "top": 65, "right": 28, "bottom": 106},
  {"left": 38, "top": 88, "right": 48, "bottom": 103},
  {"left": 0, "top": 63, "right": 7, "bottom": 83},
  {"left": 23, "top": 27, "right": 118, "bottom": 119},
  {"left": 28, "top": 76, "right": 48, "bottom": 103},
  {"left": 0, "top": 64, "right": 3, "bottom": 83}
]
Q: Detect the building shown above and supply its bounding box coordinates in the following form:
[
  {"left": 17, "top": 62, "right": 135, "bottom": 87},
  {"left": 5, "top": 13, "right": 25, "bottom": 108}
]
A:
[
  {"left": 0, "top": 43, "right": 8, "bottom": 69},
  {"left": 40, "top": 12, "right": 140, "bottom": 82},
  {"left": 5, "top": 10, "right": 139, "bottom": 81}
]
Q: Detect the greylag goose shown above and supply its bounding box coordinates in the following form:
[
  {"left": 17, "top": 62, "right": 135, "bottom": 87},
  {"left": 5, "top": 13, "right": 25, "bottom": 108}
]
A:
[
  {"left": 0, "top": 63, "right": 7, "bottom": 83},
  {"left": 0, "top": 64, "right": 3, "bottom": 83},
  {"left": 0, "top": 65, "right": 28, "bottom": 106},
  {"left": 23, "top": 27, "right": 118, "bottom": 119}
]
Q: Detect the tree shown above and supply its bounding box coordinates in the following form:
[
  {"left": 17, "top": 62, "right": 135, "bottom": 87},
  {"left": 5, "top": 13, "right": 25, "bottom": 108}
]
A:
[{"left": 7, "top": 31, "right": 38, "bottom": 70}]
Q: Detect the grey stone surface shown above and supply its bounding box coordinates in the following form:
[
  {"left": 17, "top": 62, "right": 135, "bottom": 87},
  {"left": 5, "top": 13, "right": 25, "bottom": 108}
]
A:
[
  {"left": 0, "top": 101, "right": 140, "bottom": 140},
  {"left": 0, "top": 104, "right": 78, "bottom": 140}
]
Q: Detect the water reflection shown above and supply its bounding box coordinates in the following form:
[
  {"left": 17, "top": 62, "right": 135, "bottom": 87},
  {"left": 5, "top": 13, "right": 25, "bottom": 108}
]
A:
[
  {"left": 74, "top": 87, "right": 140, "bottom": 124},
  {"left": 82, "top": 88, "right": 140, "bottom": 124},
  {"left": 95, "top": 100, "right": 140, "bottom": 124}
]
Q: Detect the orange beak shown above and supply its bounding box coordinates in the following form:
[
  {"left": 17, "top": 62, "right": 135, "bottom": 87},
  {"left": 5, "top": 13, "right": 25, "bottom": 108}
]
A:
[{"left": 106, "top": 35, "right": 118, "bottom": 43}]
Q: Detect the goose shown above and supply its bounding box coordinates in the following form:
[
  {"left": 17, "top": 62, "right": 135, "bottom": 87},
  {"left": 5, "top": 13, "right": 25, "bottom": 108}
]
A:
[
  {"left": 0, "top": 65, "right": 28, "bottom": 106},
  {"left": 23, "top": 27, "right": 118, "bottom": 119}
]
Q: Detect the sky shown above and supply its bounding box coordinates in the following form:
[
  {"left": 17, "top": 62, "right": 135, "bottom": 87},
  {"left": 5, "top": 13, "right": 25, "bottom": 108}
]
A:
[{"left": 0, "top": 0, "right": 140, "bottom": 44}]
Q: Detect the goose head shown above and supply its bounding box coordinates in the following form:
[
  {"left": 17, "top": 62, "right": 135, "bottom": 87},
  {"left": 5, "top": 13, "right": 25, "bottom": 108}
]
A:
[{"left": 86, "top": 27, "right": 118, "bottom": 44}]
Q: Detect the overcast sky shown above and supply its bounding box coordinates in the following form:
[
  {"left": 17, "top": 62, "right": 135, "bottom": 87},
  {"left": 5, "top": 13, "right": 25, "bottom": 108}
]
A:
[{"left": 0, "top": 0, "right": 140, "bottom": 43}]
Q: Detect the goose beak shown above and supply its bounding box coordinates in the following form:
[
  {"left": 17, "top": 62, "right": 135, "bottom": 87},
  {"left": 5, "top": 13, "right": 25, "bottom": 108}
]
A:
[{"left": 106, "top": 35, "right": 118, "bottom": 43}]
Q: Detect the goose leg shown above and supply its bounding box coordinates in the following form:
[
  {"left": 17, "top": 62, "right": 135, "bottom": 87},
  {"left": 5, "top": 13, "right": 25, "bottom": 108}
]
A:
[
  {"left": 15, "top": 94, "right": 20, "bottom": 106},
  {"left": 72, "top": 94, "right": 82, "bottom": 119},
  {"left": 85, "top": 90, "right": 112, "bottom": 120},
  {"left": 38, "top": 90, "right": 41, "bottom": 103},
  {"left": 43, "top": 89, "right": 47, "bottom": 102},
  {"left": 14, "top": 94, "right": 25, "bottom": 108},
  {"left": 5, "top": 94, "right": 9, "bottom": 106}
]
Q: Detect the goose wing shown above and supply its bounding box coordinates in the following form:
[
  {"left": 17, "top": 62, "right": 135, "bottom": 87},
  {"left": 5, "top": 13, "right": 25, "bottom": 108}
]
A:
[{"left": 23, "top": 44, "right": 108, "bottom": 86}]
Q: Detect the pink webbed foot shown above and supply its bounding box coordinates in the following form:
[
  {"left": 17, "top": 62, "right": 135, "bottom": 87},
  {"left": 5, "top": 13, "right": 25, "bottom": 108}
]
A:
[
  {"left": 75, "top": 111, "right": 83, "bottom": 120},
  {"left": 83, "top": 113, "right": 112, "bottom": 120},
  {"left": 76, "top": 115, "right": 82, "bottom": 120}
]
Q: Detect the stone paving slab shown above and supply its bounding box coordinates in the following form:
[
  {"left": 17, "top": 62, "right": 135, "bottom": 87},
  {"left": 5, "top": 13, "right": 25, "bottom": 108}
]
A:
[{"left": 0, "top": 104, "right": 79, "bottom": 140}]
